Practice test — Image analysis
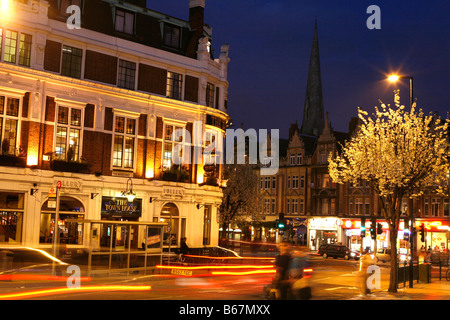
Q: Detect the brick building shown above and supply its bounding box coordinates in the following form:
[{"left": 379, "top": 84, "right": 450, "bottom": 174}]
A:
[{"left": 0, "top": 0, "right": 230, "bottom": 252}]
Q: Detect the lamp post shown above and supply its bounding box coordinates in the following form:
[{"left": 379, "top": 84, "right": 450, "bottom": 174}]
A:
[{"left": 388, "top": 73, "right": 415, "bottom": 288}]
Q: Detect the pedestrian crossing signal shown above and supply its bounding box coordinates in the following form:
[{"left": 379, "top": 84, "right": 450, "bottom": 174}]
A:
[{"left": 361, "top": 218, "right": 366, "bottom": 237}]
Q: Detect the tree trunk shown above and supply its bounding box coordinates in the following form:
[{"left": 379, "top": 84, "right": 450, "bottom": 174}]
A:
[{"left": 388, "top": 226, "right": 399, "bottom": 293}]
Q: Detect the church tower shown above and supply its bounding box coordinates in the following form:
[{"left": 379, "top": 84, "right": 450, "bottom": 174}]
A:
[{"left": 300, "top": 20, "right": 325, "bottom": 136}]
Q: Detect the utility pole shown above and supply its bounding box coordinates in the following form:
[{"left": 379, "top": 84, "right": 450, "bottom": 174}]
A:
[{"left": 52, "top": 181, "right": 61, "bottom": 276}]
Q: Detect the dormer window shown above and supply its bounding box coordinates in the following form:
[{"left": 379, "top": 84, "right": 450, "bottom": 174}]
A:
[
  {"left": 163, "top": 23, "right": 180, "bottom": 48},
  {"left": 115, "top": 8, "right": 135, "bottom": 35}
]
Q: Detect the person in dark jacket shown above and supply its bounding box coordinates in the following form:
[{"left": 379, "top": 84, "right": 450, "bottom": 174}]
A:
[{"left": 180, "top": 237, "right": 189, "bottom": 255}]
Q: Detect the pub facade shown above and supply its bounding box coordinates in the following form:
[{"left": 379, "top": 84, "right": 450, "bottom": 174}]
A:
[{"left": 0, "top": 0, "right": 229, "bottom": 252}]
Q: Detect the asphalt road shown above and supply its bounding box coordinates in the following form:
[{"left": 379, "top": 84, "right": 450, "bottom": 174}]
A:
[{"left": 0, "top": 257, "right": 378, "bottom": 300}]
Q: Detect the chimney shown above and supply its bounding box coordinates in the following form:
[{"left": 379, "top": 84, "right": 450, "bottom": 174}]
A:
[
  {"left": 189, "top": 0, "right": 205, "bottom": 33},
  {"left": 188, "top": 0, "right": 206, "bottom": 58}
]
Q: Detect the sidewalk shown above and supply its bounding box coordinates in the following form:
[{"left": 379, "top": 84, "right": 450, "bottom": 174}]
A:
[{"left": 355, "top": 280, "right": 450, "bottom": 300}]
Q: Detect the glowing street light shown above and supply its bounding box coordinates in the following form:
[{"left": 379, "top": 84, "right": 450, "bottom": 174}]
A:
[
  {"left": 387, "top": 74, "right": 400, "bottom": 82},
  {"left": 1, "top": 0, "right": 10, "bottom": 12},
  {"left": 387, "top": 73, "right": 414, "bottom": 108}
]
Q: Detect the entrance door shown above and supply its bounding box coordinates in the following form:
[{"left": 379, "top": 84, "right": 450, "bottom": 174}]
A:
[
  {"left": 160, "top": 203, "right": 179, "bottom": 247},
  {"left": 100, "top": 216, "right": 139, "bottom": 250}
]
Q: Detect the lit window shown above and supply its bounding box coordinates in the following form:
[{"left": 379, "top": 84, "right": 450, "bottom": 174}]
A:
[
  {"left": 113, "top": 116, "right": 136, "bottom": 169},
  {"left": 55, "top": 106, "right": 82, "bottom": 161},
  {"left": 4, "top": 30, "right": 18, "bottom": 64},
  {"left": 166, "top": 72, "right": 183, "bottom": 100},
  {"left": 18, "top": 33, "right": 32, "bottom": 67},
  {"left": 162, "top": 123, "right": 183, "bottom": 170},
  {"left": 0, "top": 96, "right": 20, "bottom": 155},
  {"left": 206, "top": 83, "right": 215, "bottom": 108}
]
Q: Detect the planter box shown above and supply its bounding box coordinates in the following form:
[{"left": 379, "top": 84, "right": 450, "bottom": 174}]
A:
[
  {"left": 51, "top": 160, "right": 89, "bottom": 173},
  {"left": 0, "top": 154, "right": 26, "bottom": 167}
]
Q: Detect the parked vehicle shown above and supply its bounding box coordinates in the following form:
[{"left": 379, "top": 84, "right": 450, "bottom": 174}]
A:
[
  {"left": 376, "top": 248, "right": 391, "bottom": 263},
  {"left": 318, "top": 244, "right": 360, "bottom": 260},
  {"left": 375, "top": 248, "right": 409, "bottom": 263},
  {"left": 0, "top": 246, "right": 68, "bottom": 277}
]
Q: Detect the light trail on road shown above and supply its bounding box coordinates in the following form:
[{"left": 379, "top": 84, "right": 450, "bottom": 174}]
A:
[{"left": 0, "top": 285, "right": 152, "bottom": 300}]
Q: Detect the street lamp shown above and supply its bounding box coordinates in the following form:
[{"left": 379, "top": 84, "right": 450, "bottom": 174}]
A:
[
  {"left": 388, "top": 73, "right": 415, "bottom": 288},
  {"left": 387, "top": 73, "right": 414, "bottom": 109}
]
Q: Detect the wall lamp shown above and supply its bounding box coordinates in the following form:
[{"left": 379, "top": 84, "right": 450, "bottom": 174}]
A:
[
  {"left": 91, "top": 193, "right": 99, "bottom": 199},
  {"left": 149, "top": 197, "right": 157, "bottom": 203},
  {"left": 122, "top": 178, "right": 136, "bottom": 202},
  {"left": 196, "top": 204, "right": 204, "bottom": 210}
]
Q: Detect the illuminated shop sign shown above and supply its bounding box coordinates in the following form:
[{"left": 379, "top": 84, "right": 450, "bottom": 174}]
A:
[
  {"left": 101, "top": 196, "right": 142, "bottom": 218},
  {"left": 309, "top": 218, "right": 339, "bottom": 230},
  {"left": 342, "top": 219, "right": 389, "bottom": 230},
  {"left": 415, "top": 221, "right": 450, "bottom": 231}
]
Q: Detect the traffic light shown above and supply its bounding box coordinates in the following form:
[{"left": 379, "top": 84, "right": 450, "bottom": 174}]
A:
[
  {"left": 377, "top": 223, "right": 383, "bottom": 235},
  {"left": 360, "top": 218, "right": 366, "bottom": 238},
  {"left": 420, "top": 223, "right": 425, "bottom": 242},
  {"left": 403, "top": 218, "right": 410, "bottom": 240},
  {"left": 277, "top": 212, "right": 285, "bottom": 230},
  {"left": 370, "top": 219, "right": 376, "bottom": 239},
  {"left": 277, "top": 220, "right": 286, "bottom": 229}
]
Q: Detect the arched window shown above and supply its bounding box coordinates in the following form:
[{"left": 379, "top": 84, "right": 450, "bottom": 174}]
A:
[{"left": 40, "top": 196, "right": 84, "bottom": 244}]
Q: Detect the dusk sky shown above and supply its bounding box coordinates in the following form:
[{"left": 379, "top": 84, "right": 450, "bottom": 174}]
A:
[{"left": 148, "top": 0, "right": 450, "bottom": 138}]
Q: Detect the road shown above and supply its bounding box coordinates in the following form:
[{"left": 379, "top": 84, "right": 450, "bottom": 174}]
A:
[{"left": 0, "top": 257, "right": 387, "bottom": 300}]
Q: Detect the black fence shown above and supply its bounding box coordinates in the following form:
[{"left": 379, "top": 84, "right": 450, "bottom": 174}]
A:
[
  {"left": 397, "top": 263, "right": 431, "bottom": 287},
  {"left": 397, "top": 252, "right": 450, "bottom": 287}
]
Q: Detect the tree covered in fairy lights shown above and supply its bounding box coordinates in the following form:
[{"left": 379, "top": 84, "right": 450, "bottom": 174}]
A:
[{"left": 328, "top": 91, "right": 449, "bottom": 293}]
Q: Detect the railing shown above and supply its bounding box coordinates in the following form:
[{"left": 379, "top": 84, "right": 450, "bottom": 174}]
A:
[
  {"left": 65, "top": 219, "right": 167, "bottom": 277},
  {"left": 429, "top": 253, "right": 449, "bottom": 280}
]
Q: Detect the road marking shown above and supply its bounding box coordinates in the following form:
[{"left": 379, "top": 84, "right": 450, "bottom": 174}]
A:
[{"left": 325, "top": 286, "right": 359, "bottom": 291}]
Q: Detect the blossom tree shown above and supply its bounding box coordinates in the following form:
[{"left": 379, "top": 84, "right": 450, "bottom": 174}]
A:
[{"left": 328, "top": 91, "right": 449, "bottom": 293}]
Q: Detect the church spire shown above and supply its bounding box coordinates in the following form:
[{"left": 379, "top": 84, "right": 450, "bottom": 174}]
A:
[{"left": 300, "top": 20, "right": 325, "bottom": 136}]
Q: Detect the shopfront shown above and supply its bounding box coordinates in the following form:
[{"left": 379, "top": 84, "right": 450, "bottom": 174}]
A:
[
  {"left": 416, "top": 220, "right": 450, "bottom": 252},
  {"left": 308, "top": 218, "right": 340, "bottom": 250},
  {"left": 99, "top": 196, "right": 142, "bottom": 250},
  {"left": 39, "top": 196, "right": 84, "bottom": 245},
  {"left": 0, "top": 192, "right": 24, "bottom": 244},
  {"left": 341, "top": 219, "right": 390, "bottom": 253}
]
